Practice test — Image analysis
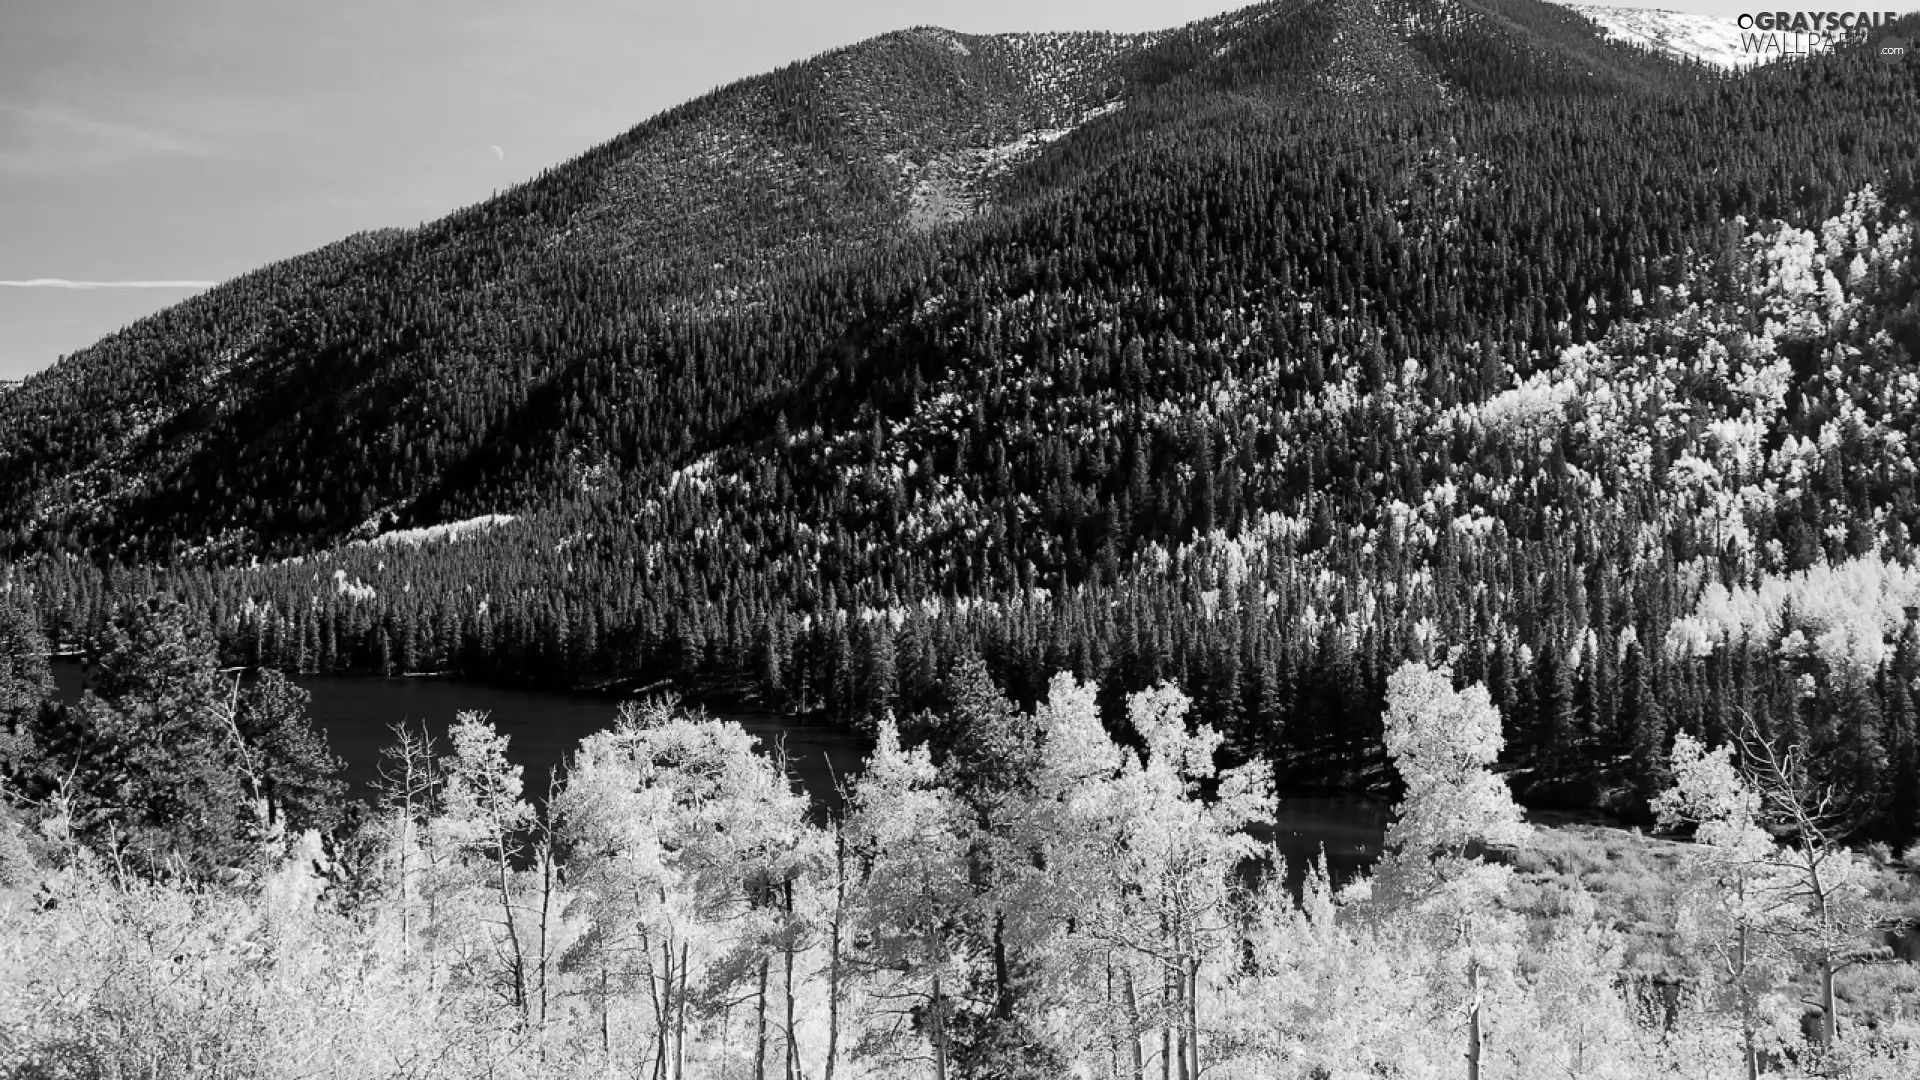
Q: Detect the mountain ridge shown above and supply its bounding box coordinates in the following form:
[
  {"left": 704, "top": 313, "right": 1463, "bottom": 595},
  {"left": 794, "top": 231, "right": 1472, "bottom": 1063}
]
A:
[
  {"left": 0, "top": 0, "right": 1716, "bottom": 563},
  {"left": 4, "top": 2, "right": 1920, "bottom": 820}
]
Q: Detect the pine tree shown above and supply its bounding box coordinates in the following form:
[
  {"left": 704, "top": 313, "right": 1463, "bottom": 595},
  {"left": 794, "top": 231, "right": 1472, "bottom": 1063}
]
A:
[
  {"left": 235, "top": 671, "right": 347, "bottom": 836},
  {"left": 1623, "top": 642, "right": 1668, "bottom": 814},
  {"left": 1882, "top": 674, "right": 1919, "bottom": 845},
  {"left": 858, "top": 618, "right": 898, "bottom": 732},
  {"left": 27, "top": 598, "right": 257, "bottom": 878},
  {"left": 0, "top": 595, "right": 52, "bottom": 776}
]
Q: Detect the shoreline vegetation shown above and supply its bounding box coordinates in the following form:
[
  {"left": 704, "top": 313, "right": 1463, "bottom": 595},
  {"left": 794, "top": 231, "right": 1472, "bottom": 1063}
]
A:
[{"left": 4, "top": 596, "right": 1918, "bottom": 1077}]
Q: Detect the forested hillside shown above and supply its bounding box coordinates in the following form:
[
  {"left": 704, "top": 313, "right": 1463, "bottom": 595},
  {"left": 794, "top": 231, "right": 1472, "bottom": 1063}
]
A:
[{"left": 5, "top": 0, "right": 1920, "bottom": 840}]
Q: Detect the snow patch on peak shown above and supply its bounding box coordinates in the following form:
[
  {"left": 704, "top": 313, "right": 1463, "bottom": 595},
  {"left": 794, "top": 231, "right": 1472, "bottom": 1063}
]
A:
[{"left": 1566, "top": 5, "right": 1769, "bottom": 70}]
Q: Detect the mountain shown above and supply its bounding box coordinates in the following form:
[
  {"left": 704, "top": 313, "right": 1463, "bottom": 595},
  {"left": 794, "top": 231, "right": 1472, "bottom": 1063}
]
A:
[
  {"left": 5, "top": 0, "right": 1920, "bottom": 827},
  {"left": 0, "top": 0, "right": 1709, "bottom": 562}
]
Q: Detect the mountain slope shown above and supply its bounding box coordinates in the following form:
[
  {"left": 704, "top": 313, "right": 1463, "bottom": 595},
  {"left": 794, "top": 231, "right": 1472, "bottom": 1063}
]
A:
[
  {"left": 0, "top": 0, "right": 1703, "bottom": 562},
  {"left": 6, "top": 1, "right": 1920, "bottom": 820}
]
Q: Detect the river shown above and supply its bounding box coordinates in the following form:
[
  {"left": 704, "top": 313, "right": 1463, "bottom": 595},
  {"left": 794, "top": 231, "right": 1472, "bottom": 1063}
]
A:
[{"left": 48, "top": 660, "right": 1387, "bottom": 880}]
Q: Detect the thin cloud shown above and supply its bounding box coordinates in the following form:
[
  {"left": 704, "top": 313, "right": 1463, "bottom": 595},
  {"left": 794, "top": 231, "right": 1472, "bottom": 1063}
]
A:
[
  {"left": 0, "top": 103, "right": 214, "bottom": 177},
  {"left": 0, "top": 278, "right": 216, "bottom": 289}
]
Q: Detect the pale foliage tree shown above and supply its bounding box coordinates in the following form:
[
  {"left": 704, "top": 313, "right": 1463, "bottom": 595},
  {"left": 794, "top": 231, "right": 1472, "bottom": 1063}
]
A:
[
  {"left": 846, "top": 675, "right": 1274, "bottom": 1080},
  {"left": 437, "top": 710, "right": 555, "bottom": 1029},
  {"left": 1655, "top": 725, "right": 1892, "bottom": 1067},
  {"left": 1087, "top": 680, "right": 1271, "bottom": 1080},
  {"left": 1222, "top": 854, "right": 1450, "bottom": 1078},
  {"left": 1653, "top": 730, "right": 1800, "bottom": 1078},
  {"left": 1005, "top": 674, "right": 1274, "bottom": 1080},
  {"left": 1369, "top": 660, "right": 1529, "bottom": 1080},
  {"left": 374, "top": 719, "right": 443, "bottom": 957},
  {"left": 1497, "top": 886, "right": 1656, "bottom": 1080},
  {"left": 0, "top": 824, "right": 543, "bottom": 1079},
  {"left": 1377, "top": 662, "right": 1527, "bottom": 863},
  {"left": 9, "top": 674, "right": 1920, "bottom": 1080},
  {"left": 1022, "top": 673, "right": 1134, "bottom": 1073},
  {"left": 694, "top": 740, "right": 821, "bottom": 1080},
  {"left": 842, "top": 714, "right": 974, "bottom": 1080},
  {"left": 554, "top": 695, "right": 819, "bottom": 1080}
]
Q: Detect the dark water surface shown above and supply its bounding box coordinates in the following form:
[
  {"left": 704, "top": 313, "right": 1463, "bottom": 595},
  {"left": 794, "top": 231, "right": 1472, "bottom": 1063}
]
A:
[
  {"left": 1260, "top": 795, "right": 1392, "bottom": 890},
  {"left": 50, "top": 660, "right": 867, "bottom": 811},
  {"left": 47, "top": 661, "right": 1389, "bottom": 870}
]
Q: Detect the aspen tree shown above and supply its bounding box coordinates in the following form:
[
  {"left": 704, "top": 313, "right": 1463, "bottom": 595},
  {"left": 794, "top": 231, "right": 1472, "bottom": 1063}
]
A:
[{"left": 1373, "top": 661, "right": 1529, "bottom": 1080}]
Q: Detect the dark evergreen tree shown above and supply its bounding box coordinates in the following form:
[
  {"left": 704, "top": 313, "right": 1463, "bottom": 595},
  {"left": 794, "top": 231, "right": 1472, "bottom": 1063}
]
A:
[
  {"left": 26, "top": 599, "right": 256, "bottom": 878},
  {"left": 235, "top": 671, "right": 347, "bottom": 836},
  {"left": 0, "top": 595, "right": 52, "bottom": 776}
]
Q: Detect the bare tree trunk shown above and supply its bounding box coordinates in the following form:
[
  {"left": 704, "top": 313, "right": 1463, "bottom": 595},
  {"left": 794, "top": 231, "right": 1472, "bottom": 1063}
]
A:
[
  {"left": 1167, "top": 953, "right": 1182, "bottom": 1076},
  {"left": 536, "top": 839, "right": 554, "bottom": 1033},
  {"left": 1122, "top": 969, "right": 1146, "bottom": 1080},
  {"left": 1736, "top": 923, "right": 1758, "bottom": 1080},
  {"left": 1821, "top": 962, "right": 1839, "bottom": 1050},
  {"left": 933, "top": 974, "right": 950, "bottom": 1080},
  {"left": 396, "top": 728, "right": 432, "bottom": 959},
  {"left": 1161, "top": 908, "right": 1176, "bottom": 1080},
  {"left": 381, "top": 724, "right": 440, "bottom": 983},
  {"left": 824, "top": 825, "right": 847, "bottom": 1080},
  {"left": 425, "top": 852, "right": 442, "bottom": 997},
  {"left": 220, "top": 671, "right": 276, "bottom": 847},
  {"left": 993, "top": 910, "right": 1012, "bottom": 1020},
  {"left": 1467, "top": 1002, "right": 1483, "bottom": 1080},
  {"left": 599, "top": 957, "right": 611, "bottom": 1061},
  {"left": 1185, "top": 961, "right": 1200, "bottom": 1080},
  {"left": 397, "top": 808, "right": 413, "bottom": 953},
  {"left": 785, "top": 880, "right": 801, "bottom": 1080},
  {"left": 653, "top": 982, "right": 670, "bottom": 1080},
  {"left": 1466, "top": 960, "right": 1483, "bottom": 1080},
  {"left": 755, "top": 957, "right": 770, "bottom": 1080},
  {"left": 676, "top": 942, "right": 691, "bottom": 1080},
  {"left": 1808, "top": 840, "right": 1839, "bottom": 1052},
  {"left": 1161, "top": 1001, "right": 1173, "bottom": 1080},
  {"left": 650, "top": 936, "right": 673, "bottom": 1080},
  {"left": 494, "top": 844, "right": 529, "bottom": 1020},
  {"left": 786, "top": 952, "right": 803, "bottom": 1080},
  {"left": 639, "top": 1030, "right": 660, "bottom": 1080}
]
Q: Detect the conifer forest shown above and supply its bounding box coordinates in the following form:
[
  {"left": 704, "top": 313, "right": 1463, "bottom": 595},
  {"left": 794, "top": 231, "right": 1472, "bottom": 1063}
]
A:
[{"left": 3, "top": 0, "right": 1920, "bottom": 1076}]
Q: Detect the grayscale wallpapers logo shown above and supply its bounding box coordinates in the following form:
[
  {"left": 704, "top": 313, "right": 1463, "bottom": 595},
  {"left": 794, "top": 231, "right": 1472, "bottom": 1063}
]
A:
[{"left": 1733, "top": 11, "right": 1908, "bottom": 61}]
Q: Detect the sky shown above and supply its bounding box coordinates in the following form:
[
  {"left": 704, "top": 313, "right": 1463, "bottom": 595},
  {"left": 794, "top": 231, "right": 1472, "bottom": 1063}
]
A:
[{"left": 0, "top": 0, "right": 1800, "bottom": 380}]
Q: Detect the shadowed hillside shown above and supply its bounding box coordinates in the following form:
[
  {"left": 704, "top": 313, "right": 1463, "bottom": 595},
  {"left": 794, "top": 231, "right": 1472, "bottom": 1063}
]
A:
[{"left": 6, "top": 2, "right": 1920, "bottom": 836}]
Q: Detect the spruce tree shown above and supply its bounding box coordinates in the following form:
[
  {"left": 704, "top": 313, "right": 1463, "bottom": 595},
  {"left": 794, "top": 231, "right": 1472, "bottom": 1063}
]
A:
[
  {"left": 29, "top": 598, "right": 253, "bottom": 878},
  {"left": 0, "top": 596, "right": 52, "bottom": 777}
]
